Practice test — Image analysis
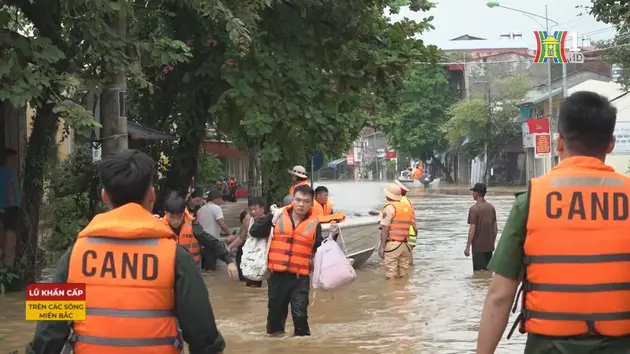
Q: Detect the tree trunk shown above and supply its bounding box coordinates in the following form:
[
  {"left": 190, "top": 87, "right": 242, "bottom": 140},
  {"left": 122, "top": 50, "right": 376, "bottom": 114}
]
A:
[
  {"left": 164, "top": 121, "right": 206, "bottom": 196},
  {"left": 247, "top": 147, "right": 261, "bottom": 198},
  {"left": 484, "top": 142, "right": 490, "bottom": 185},
  {"left": 100, "top": 11, "right": 128, "bottom": 156},
  {"left": 430, "top": 155, "right": 454, "bottom": 183},
  {"left": 19, "top": 104, "right": 59, "bottom": 284}
]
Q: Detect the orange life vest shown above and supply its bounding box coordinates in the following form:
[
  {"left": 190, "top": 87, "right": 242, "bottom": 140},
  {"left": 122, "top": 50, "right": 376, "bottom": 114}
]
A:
[
  {"left": 268, "top": 206, "right": 319, "bottom": 276},
  {"left": 412, "top": 167, "right": 423, "bottom": 179},
  {"left": 518, "top": 156, "right": 630, "bottom": 337},
  {"left": 321, "top": 200, "right": 333, "bottom": 215},
  {"left": 384, "top": 201, "right": 414, "bottom": 242},
  {"left": 162, "top": 212, "right": 200, "bottom": 264},
  {"left": 318, "top": 212, "right": 346, "bottom": 224},
  {"left": 289, "top": 179, "right": 310, "bottom": 195},
  {"left": 67, "top": 203, "right": 181, "bottom": 354}
]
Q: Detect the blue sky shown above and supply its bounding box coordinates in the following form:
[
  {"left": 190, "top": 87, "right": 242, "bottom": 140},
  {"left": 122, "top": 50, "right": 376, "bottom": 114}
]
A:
[{"left": 389, "top": 0, "right": 615, "bottom": 48}]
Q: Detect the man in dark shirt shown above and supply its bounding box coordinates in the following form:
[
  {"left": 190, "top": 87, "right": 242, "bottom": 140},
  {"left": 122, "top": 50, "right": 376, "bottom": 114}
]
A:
[
  {"left": 27, "top": 150, "right": 225, "bottom": 354},
  {"left": 249, "top": 185, "right": 337, "bottom": 337},
  {"left": 464, "top": 183, "right": 497, "bottom": 271}
]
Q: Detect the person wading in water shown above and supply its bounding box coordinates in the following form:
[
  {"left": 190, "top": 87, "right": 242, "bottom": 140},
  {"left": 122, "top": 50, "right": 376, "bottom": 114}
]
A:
[
  {"left": 464, "top": 183, "right": 497, "bottom": 272},
  {"left": 226, "top": 197, "right": 266, "bottom": 287},
  {"left": 249, "top": 185, "right": 338, "bottom": 336},
  {"left": 477, "top": 91, "right": 630, "bottom": 353},
  {"left": 163, "top": 192, "right": 238, "bottom": 279},
  {"left": 27, "top": 150, "right": 225, "bottom": 354},
  {"left": 378, "top": 184, "right": 415, "bottom": 279}
]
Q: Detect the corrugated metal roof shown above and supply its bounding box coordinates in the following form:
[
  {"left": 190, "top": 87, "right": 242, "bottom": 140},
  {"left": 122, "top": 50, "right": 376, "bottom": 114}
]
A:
[
  {"left": 128, "top": 122, "right": 174, "bottom": 141},
  {"left": 567, "top": 79, "right": 625, "bottom": 99},
  {"left": 520, "top": 79, "right": 625, "bottom": 106}
]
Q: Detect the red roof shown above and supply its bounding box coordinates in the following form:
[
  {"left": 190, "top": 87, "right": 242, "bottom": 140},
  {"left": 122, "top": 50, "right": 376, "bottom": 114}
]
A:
[{"left": 202, "top": 141, "right": 244, "bottom": 157}]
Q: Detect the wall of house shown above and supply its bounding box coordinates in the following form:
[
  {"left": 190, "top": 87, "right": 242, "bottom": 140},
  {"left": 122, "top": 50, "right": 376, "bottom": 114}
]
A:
[
  {"left": 606, "top": 93, "right": 630, "bottom": 174},
  {"left": 1, "top": 102, "right": 28, "bottom": 181},
  {"left": 221, "top": 155, "right": 248, "bottom": 184},
  {"left": 24, "top": 108, "right": 75, "bottom": 162},
  {"left": 466, "top": 53, "right": 535, "bottom": 99}
]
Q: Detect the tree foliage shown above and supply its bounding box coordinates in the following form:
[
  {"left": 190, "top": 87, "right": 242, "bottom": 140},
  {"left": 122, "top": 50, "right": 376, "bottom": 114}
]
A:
[
  {"left": 2, "top": 0, "right": 443, "bottom": 288},
  {"left": 590, "top": 0, "right": 630, "bottom": 88},
  {"left": 377, "top": 65, "right": 455, "bottom": 160},
  {"left": 443, "top": 75, "right": 528, "bottom": 181},
  {"left": 211, "top": 0, "right": 441, "bottom": 205}
]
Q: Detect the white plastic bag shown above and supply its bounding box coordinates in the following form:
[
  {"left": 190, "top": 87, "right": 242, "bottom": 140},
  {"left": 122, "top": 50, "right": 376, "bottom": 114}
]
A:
[
  {"left": 240, "top": 208, "right": 283, "bottom": 281},
  {"left": 312, "top": 229, "right": 356, "bottom": 291}
]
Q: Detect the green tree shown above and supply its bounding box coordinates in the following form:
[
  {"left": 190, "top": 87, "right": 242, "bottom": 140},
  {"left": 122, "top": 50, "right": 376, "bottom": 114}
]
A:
[
  {"left": 195, "top": 149, "right": 224, "bottom": 189},
  {"left": 212, "top": 0, "right": 441, "bottom": 206},
  {"left": 127, "top": 0, "right": 265, "bottom": 197},
  {"left": 1, "top": 0, "right": 193, "bottom": 286},
  {"left": 377, "top": 65, "right": 455, "bottom": 179},
  {"left": 443, "top": 75, "right": 528, "bottom": 183},
  {"left": 590, "top": 1, "right": 630, "bottom": 88}
]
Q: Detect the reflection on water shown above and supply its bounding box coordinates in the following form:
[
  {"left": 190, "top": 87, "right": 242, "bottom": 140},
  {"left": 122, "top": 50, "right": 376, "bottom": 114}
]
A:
[{"left": 0, "top": 181, "right": 526, "bottom": 353}]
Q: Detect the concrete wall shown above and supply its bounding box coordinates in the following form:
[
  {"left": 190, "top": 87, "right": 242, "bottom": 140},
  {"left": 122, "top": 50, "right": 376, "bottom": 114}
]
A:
[{"left": 606, "top": 93, "right": 630, "bottom": 174}]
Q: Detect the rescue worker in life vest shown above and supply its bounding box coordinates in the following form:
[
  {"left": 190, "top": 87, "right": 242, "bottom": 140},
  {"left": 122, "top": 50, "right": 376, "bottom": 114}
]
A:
[
  {"left": 288, "top": 165, "right": 310, "bottom": 195},
  {"left": 477, "top": 91, "right": 630, "bottom": 354},
  {"left": 162, "top": 192, "right": 239, "bottom": 280},
  {"left": 394, "top": 179, "right": 417, "bottom": 265},
  {"left": 379, "top": 184, "right": 416, "bottom": 279},
  {"left": 249, "top": 185, "right": 338, "bottom": 336},
  {"left": 27, "top": 150, "right": 225, "bottom": 354},
  {"left": 312, "top": 185, "right": 334, "bottom": 216}
]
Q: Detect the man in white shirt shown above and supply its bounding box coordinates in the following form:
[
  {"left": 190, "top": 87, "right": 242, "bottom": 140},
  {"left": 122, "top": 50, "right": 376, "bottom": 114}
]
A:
[{"left": 198, "top": 189, "right": 233, "bottom": 270}]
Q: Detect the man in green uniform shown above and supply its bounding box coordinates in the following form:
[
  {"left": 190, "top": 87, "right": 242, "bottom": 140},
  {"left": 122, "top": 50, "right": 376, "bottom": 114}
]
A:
[{"left": 476, "top": 91, "right": 630, "bottom": 354}]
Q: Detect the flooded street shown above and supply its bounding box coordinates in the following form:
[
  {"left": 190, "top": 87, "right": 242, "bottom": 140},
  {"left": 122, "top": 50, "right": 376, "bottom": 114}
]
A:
[{"left": 0, "top": 181, "right": 525, "bottom": 353}]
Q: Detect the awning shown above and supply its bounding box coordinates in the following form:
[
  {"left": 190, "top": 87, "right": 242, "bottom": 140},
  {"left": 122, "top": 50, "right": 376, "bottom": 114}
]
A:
[
  {"left": 128, "top": 122, "right": 174, "bottom": 141},
  {"left": 327, "top": 157, "right": 347, "bottom": 168}
]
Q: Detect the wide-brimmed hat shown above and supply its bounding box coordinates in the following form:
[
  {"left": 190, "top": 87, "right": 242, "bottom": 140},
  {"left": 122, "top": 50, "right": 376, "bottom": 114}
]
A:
[
  {"left": 383, "top": 183, "right": 402, "bottom": 201},
  {"left": 394, "top": 179, "right": 409, "bottom": 192},
  {"left": 287, "top": 165, "right": 308, "bottom": 179}
]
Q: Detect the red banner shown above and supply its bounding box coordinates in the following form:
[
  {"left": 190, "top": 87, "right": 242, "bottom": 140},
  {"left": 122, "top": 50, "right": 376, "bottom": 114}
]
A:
[
  {"left": 526, "top": 118, "right": 550, "bottom": 135},
  {"left": 535, "top": 134, "right": 551, "bottom": 158},
  {"left": 346, "top": 153, "right": 354, "bottom": 166},
  {"left": 385, "top": 151, "right": 397, "bottom": 159}
]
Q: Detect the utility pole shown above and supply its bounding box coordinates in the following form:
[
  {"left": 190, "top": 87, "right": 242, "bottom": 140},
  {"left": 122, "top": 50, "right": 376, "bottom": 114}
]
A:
[
  {"left": 101, "top": 7, "right": 128, "bottom": 156},
  {"left": 545, "top": 5, "right": 554, "bottom": 174}
]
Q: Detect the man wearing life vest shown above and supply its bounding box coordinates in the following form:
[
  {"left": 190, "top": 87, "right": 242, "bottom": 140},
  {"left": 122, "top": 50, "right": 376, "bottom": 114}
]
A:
[
  {"left": 27, "top": 150, "right": 225, "bottom": 354},
  {"left": 163, "top": 192, "right": 238, "bottom": 280},
  {"left": 312, "top": 185, "right": 333, "bottom": 215},
  {"left": 412, "top": 164, "right": 423, "bottom": 180},
  {"left": 249, "top": 185, "right": 338, "bottom": 336},
  {"left": 477, "top": 92, "right": 630, "bottom": 353},
  {"left": 288, "top": 165, "right": 310, "bottom": 195},
  {"left": 394, "top": 180, "right": 417, "bottom": 262},
  {"left": 379, "top": 184, "right": 415, "bottom": 279}
]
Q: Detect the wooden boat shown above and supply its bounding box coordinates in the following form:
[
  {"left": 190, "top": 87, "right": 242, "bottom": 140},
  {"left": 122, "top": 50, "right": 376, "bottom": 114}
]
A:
[
  {"left": 321, "top": 215, "right": 381, "bottom": 269},
  {"left": 226, "top": 215, "right": 381, "bottom": 269}
]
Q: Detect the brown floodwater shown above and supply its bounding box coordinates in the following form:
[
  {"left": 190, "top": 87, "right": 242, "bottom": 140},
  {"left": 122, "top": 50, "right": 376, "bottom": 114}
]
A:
[{"left": 0, "top": 181, "right": 526, "bottom": 353}]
